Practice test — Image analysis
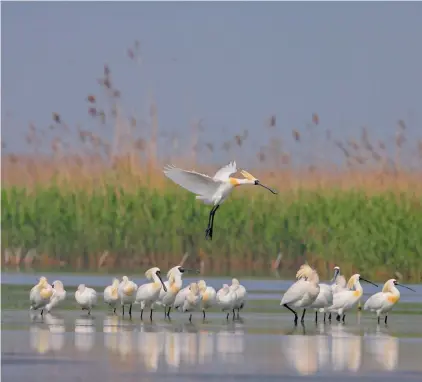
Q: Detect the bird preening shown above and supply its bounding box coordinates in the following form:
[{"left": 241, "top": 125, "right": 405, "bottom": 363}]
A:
[{"left": 163, "top": 161, "right": 278, "bottom": 240}]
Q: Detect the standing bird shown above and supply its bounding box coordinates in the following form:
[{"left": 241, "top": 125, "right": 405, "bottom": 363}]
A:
[
  {"left": 216, "top": 284, "right": 237, "bottom": 320},
  {"left": 197, "top": 280, "right": 217, "bottom": 319},
  {"left": 327, "top": 274, "right": 378, "bottom": 323},
  {"left": 182, "top": 282, "right": 202, "bottom": 322},
  {"left": 30, "top": 276, "right": 54, "bottom": 316},
  {"left": 155, "top": 266, "right": 186, "bottom": 319},
  {"left": 308, "top": 266, "right": 340, "bottom": 323},
  {"left": 118, "top": 276, "right": 138, "bottom": 317},
  {"left": 135, "top": 267, "right": 167, "bottom": 320},
  {"left": 45, "top": 280, "right": 67, "bottom": 313},
  {"left": 163, "top": 162, "right": 277, "bottom": 240},
  {"left": 320, "top": 268, "right": 346, "bottom": 321},
  {"left": 104, "top": 278, "right": 120, "bottom": 314},
  {"left": 229, "top": 278, "right": 247, "bottom": 319},
  {"left": 364, "top": 278, "right": 416, "bottom": 324},
  {"left": 280, "top": 264, "right": 321, "bottom": 325},
  {"left": 75, "top": 284, "right": 97, "bottom": 315}
]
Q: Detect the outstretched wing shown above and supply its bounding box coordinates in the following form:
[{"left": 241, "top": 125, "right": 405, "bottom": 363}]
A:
[
  {"left": 213, "top": 161, "right": 237, "bottom": 181},
  {"left": 164, "top": 165, "right": 221, "bottom": 197}
]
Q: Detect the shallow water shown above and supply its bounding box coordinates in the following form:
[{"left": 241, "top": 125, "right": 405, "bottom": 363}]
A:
[{"left": 2, "top": 309, "right": 422, "bottom": 382}]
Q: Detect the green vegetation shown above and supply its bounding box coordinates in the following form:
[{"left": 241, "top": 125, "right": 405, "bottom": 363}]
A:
[{"left": 2, "top": 185, "right": 422, "bottom": 281}]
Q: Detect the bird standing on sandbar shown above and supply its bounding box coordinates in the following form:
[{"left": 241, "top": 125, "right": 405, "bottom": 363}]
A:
[{"left": 163, "top": 161, "right": 277, "bottom": 240}]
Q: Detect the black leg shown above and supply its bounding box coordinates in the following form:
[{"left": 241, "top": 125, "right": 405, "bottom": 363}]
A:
[
  {"left": 41, "top": 309, "right": 44, "bottom": 316},
  {"left": 378, "top": 316, "right": 380, "bottom": 324},
  {"left": 301, "top": 309, "right": 306, "bottom": 323},
  {"left": 113, "top": 307, "right": 116, "bottom": 314},
  {"left": 189, "top": 313, "right": 192, "bottom": 323},
  {"left": 226, "top": 312, "right": 229, "bottom": 320},
  {"left": 88, "top": 309, "right": 91, "bottom": 316},
  {"left": 232, "top": 309, "right": 236, "bottom": 319},
  {"left": 129, "top": 304, "right": 132, "bottom": 317},
  {"left": 150, "top": 309, "right": 153, "bottom": 321},
  {"left": 283, "top": 304, "right": 298, "bottom": 325},
  {"left": 323, "top": 313, "right": 326, "bottom": 323},
  {"left": 141, "top": 309, "right": 143, "bottom": 320},
  {"left": 336, "top": 314, "right": 341, "bottom": 322},
  {"left": 385, "top": 315, "right": 388, "bottom": 325},
  {"left": 205, "top": 205, "right": 220, "bottom": 240},
  {"left": 342, "top": 314, "right": 345, "bottom": 323},
  {"left": 122, "top": 305, "right": 125, "bottom": 316},
  {"left": 329, "top": 313, "right": 332, "bottom": 321},
  {"left": 315, "top": 311, "right": 318, "bottom": 323},
  {"left": 203, "top": 310, "right": 206, "bottom": 320},
  {"left": 167, "top": 307, "right": 172, "bottom": 319}
]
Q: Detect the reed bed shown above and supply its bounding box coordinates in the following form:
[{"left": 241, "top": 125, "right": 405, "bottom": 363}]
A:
[{"left": 2, "top": 41, "right": 422, "bottom": 280}]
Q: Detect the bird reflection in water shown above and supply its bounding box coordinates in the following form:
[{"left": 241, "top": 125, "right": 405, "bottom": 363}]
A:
[
  {"left": 216, "top": 322, "right": 245, "bottom": 365},
  {"left": 365, "top": 324, "right": 399, "bottom": 371},
  {"left": 138, "top": 322, "right": 164, "bottom": 372},
  {"left": 331, "top": 323, "right": 362, "bottom": 372},
  {"left": 30, "top": 313, "right": 65, "bottom": 354},
  {"left": 198, "top": 330, "right": 214, "bottom": 365},
  {"left": 75, "top": 317, "right": 95, "bottom": 352},
  {"left": 103, "top": 314, "right": 119, "bottom": 354}
]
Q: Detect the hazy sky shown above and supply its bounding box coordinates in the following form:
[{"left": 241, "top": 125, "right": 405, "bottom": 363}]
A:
[{"left": 2, "top": 1, "right": 422, "bottom": 167}]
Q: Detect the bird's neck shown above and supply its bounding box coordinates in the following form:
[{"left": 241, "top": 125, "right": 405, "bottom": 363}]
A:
[{"left": 229, "top": 177, "right": 253, "bottom": 186}]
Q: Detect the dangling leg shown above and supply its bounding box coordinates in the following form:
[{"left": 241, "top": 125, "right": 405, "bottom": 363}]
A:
[
  {"left": 301, "top": 309, "right": 306, "bottom": 323},
  {"left": 284, "top": 304, "right": 298, "bottom": 325},
  {"left": 205, "top": 205, "right": 220, "bottom": 240}
]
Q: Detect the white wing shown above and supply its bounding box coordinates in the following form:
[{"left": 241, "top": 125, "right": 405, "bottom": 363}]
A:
[
  {"left": 163, "top": 165, "right": 221, "bottom": 197},
  {"left": 363, "top": 292, "right": 384, "bottom": 311},
  {"left": 213, "top": 161, "right": 237, "bottom": 181},
  {"left": 280, "top": 280, "right": 309, "bottom": 305}
]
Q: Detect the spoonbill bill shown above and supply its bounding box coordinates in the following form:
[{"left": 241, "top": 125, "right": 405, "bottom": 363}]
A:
[
  {"left": 30, "top": 276, "right": 54, "bottom": 316},
  {"left": 104, "top": 278, "right": 120, "bottom": 314},
  {"left": 327, "top": 274, "right": 378, "bottom": 323},
  {"left": 280, "top": 264, "right": 321, "bottom": 325},
  {"left": 155, "top": 266, "right": 186, "bottom": 319},
  {"left": 75, "top": 284, "right": 98, "bottom": 315},
  {"left": 307, "top": 266, "right": 340, "bottom": 323},
  {"left": 163, "top": 161, "right": 277, "bottom": 240},
  {"left": 45, "top": 280, "right": 67, "bottom": 313},
  {"left": 181, "top": 282, "right": 202, "bottom": 322},
  {"left": 118, "top": 276, "right": 138, "bottom": 317},
  {"left": 230, "top": 278, "right": 247, "bottom": 318},
  {"left": 197, "top": 280, "right": 217, "bottom": 319},
  {"left": 135, "top": 267, "right": 167, "bottom": 320},
  {"left": 216, "top": 284, "right": 237, "bottom": 320},
  {"left": 363, "top": 278, "right": 416, "bottom": 324}
]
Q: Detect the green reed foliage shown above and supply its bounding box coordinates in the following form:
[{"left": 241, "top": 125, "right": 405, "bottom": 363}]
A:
[{"left": 2, "top": 185, "right": 422, "bottom": 280}]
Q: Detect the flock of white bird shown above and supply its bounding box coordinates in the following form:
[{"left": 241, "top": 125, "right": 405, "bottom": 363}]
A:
[
  {"left": 29, "top": 263, "right": 415, "bottom": 325},
  {"left": 29, "top": 266, "right": 247, "bottom": 322}
]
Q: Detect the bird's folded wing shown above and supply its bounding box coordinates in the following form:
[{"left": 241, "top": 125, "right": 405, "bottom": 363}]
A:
[
  {"left": 213, "top": 161, "right": 237, "bottom": 181},
  {"left": 163, "top": 165, "right": 221, "bottom": 197},
  {"left": 280, "top": 281, "right": 308, "bottom": 305},
  {"left": 363, "top": 292, "right": 384, "bottom": 310}
]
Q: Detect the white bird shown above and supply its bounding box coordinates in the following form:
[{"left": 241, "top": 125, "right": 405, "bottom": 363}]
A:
[
  {"left": 118, "top": 275, "right": 138, "bottom": 317},
  {"left": 163, "top": 162, "right": 277, "bottom": 240},
  {"left": 155, "top": 266, "right": 186, "bottom": 319},
  {"left": 320, "top": 268, "right": 347, "bottom": 321},
  {"left": 135, "top": 267, "right": 167, "bottom": 320},
  {"left": 280, "top": 264, "right": 321, "bottom": 325},
  {"left": 229, "top": 278, "right": 247, "bottom": 319},
  {"left": 45, "top": 280, "right": 67, "bottom": 313},
  {"left": 363, "top": 278, "right": 415, "bottom": 324},
  {"left": 308, "top": 266, "right": 340, "bottom": 323},
  {"left": 29, "top": 276, "right": 54, "bottom": 316},
  {"left": 197, "top": 280, "right": 217, "bottom": 319},
  {"left": 327, "top": 274, "right": 378, "bottom": 323},
  {"left": 173, "top": 284, "right": 191, "bottom": 311},
  {"left": 181, "top": 282, "right": 202, "bottom": 322},
  {"left": 75, "top": 284, "right": 97, "bottom": 315},
  {"left": 104, "top": 278, "right": 120, "bottom": 314},
  {"left": 216, "top": 284, "right": 237, "bottom": 320}
]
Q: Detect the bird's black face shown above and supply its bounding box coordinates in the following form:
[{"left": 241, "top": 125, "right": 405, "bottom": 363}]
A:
[
  {"left": 393, "top": 280, "right": 398, "bottom": 285},
  {"left": 178, "top": 267, "right": 185, "bottom": 273},
  {"left": 254, "top": 180, "right": 259, "bottom": 185}
]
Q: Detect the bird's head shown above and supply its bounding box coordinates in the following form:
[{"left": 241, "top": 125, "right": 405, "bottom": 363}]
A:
[
  {"left": 240, "top": 170, "right": 278, "bottom": 194},
  {"left": 387, "top": 278, "right": 416, "bottom": 292}
]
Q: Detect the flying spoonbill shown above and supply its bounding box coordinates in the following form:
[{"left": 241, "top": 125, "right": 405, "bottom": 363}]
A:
[
  {"left": 135, "top": 267, "right": 167, "bottom": 320},
  {"left": 75, "top": 284, "right": 97, "bottom": 315},
  {"left": 216, "top": 284, "right": 237, "bottom": 320},
  {"left": 230, "top": 278, "right": 247, "bottom": 318},
  {"left": 155, "top": 266, "right": 186, "bottom": 319},
  {"left": 307, "top": 266, "right": 340, "bottom": 323},
  {"left": 45, "top": 280, "right": 67, "bottom": 313},
  {"left": 30, "top": 276, "right": 54, "bottom": 316},
  {"left": 197, "top": 280, "right": 217, "bottom": 319},
  {"left": 327, "top": 274, "right": 378, "bottom": 323},
  {"left": 280, "top": 264, "right": 321, "bottom": 325},
  {"left": 363, "top": 278, "right": 416, "bottom": 324},
  {"left": 104, "top": 278, "right": 120, "bottom": 314},
  {"left": 163, "top": 161, "right": 277, "bottom": 240},
  {"left": 181, "top": 282, "right": 202, "bottom": 322},
  {"left": 118, "top": 276, "right": 138, "bottom": 317}
]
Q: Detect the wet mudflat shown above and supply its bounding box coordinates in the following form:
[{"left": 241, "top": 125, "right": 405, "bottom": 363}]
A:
[{"left": 2, "top": 309, "right": 422, "bottom": 382}]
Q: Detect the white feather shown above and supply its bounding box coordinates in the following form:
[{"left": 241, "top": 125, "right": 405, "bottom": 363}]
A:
[{"left": 213, "top": 161, "right": 237, "bottom": 181}]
